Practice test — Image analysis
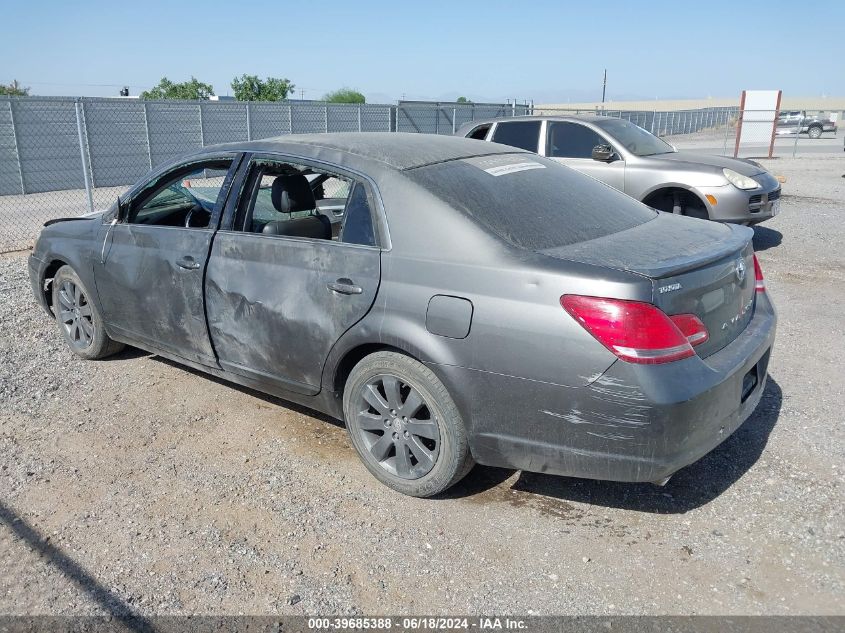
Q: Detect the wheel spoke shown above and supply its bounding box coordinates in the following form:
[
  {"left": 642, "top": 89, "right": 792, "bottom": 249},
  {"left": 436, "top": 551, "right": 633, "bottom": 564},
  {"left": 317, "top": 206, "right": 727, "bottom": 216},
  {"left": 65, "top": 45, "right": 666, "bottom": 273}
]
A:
[
  {"left": 368, "top": 433, "right": 393, "bottom": 462},
  {"left": 405, "top": 419, "right": 439, "bottom": 441},
  {"left": 79, "top": 317, "right": 94, "bottom": 338},
  {"left": 363, "top": 384, "right": 390, "bottom": 416},
  {"left": 78, "top": 325, "right": 91, "bottom": 345},
  {"left": 59, "top": 309, "right": 75, "bottom": 324},
  {"left": 357, "top": 411, "right": 385, "bottom": 431},
  {"left": 72, "top": 322, "right": 81, "bottom": 342},
  {"left": 74, "top": 284, "right": 82, "bottom": 305},
  {"left": 399, "top": 388, "right": 424, "bottom": 418},
  {"left": 395, "top": 443, "right": 412, "bottom": 477},
  {"left": 407, "top": 436, "right": 434, "bottom": 471},
  {"left": 78, "top": 303, "right": 92, "bottom": 318},
  {"left": 382, "top": 376, "right": 403, "bottom": 410},
  {"left": 59, "top": 287, "right": 74, "bottom": 309}
]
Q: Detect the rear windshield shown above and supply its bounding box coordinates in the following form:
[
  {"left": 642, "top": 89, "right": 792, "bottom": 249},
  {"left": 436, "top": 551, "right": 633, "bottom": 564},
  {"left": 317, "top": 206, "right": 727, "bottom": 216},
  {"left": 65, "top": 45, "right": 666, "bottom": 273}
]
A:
[{"left": 406, "top": 154, "right": 656, "bottom": 250}]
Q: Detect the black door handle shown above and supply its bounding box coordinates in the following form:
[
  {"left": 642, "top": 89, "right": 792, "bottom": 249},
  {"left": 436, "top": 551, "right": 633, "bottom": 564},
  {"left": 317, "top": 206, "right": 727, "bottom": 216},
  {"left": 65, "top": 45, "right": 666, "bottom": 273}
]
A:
[
  {"left": 327, "top": 278, "right": 363, "bottom": 295},
  {"left": 176, "top": 255, "right": 201, "bottom": 270}
]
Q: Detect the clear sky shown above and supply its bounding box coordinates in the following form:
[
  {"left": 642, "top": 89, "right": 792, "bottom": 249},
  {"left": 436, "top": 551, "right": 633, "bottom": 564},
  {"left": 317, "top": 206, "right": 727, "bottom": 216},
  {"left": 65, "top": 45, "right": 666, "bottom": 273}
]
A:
[{"left": 2, "top": 0, "right": 843, "bottom": 103}]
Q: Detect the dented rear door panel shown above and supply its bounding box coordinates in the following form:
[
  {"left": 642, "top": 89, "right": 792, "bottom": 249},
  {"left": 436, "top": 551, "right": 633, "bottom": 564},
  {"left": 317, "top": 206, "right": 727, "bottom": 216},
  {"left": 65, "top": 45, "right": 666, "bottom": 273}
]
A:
[{"left": 205, "top": 232, "right": 380, "bottom": 394}]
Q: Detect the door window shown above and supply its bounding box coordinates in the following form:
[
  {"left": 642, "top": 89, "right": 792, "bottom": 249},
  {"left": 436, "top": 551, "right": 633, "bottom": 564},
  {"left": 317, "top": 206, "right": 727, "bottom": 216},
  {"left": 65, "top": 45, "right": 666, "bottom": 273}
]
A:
[
  {"left": 547, "top": 122, "right": 608, "bottom": 159},
  {"left": 467, "top": 123, "right": 491, "bottom": 140},
  {"left": 235, "top": 158, "right": 377, "bottom": 246},
  {"left": 491, "top": 121, "right": 542, "bottom": 152},
  {"left": 129, "top": 159, "right": 233, "bottom": 228}
]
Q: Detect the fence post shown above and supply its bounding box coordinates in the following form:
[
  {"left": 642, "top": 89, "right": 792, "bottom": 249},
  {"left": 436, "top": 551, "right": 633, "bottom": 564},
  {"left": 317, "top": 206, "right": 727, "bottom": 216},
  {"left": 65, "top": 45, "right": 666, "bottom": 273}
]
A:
[
  {"left": 246, "top": 102, "right": 252, "bottom": 141},
  {"left": 452, "top": 107, "right": 457, "bottom": 134},
  {"left": 80, "top": 100, "right": 96, "bottom": 189},
  {"left": 8, "top": 100, "right": 25, "bottom": 194},
  {"left": 357, "top": 104, "right": 362, "bottom": 132},
  {"left": 198, "top": 102, "right": 205, "bottom": 146},
  {"left": 142, "top": 101, "right": 153, "bottom": 169},
  {"left": 74, "top": 99, "right": 94, "bottom": 214},
  {"left": 324, "top": 104, "right": 329, "bottom": 133},
  {"left": 792, "top": 113, "right": 801, "bottom": 158}
]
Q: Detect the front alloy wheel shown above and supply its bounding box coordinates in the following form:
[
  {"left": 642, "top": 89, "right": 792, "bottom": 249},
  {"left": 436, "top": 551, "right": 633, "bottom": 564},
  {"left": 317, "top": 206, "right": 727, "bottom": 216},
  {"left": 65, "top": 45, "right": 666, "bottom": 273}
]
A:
[
  {"left": 57, "top": 279, "right": 94, "bottom": 349},
  {"left": 51, "top": 265, "right": 124, "bottom": 360}
]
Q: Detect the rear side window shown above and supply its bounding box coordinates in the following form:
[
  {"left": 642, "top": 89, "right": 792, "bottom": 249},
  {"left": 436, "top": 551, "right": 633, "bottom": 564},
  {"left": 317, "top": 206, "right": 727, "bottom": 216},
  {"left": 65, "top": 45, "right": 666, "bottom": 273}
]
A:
[
  {"left": 491, "top": 121, "right": 541, "bottom": 152},
  {"left": 467, "top": 124, "right": 491, "bottom": 140},
  {"left": 406, "top": 154, "right": 656, "bottom": 250},
  {"left": 547, "top": 122, "right": 608, "bottom": 158},
  {"left": 341, "top": 182, "right": 377, "bottom": 246}
]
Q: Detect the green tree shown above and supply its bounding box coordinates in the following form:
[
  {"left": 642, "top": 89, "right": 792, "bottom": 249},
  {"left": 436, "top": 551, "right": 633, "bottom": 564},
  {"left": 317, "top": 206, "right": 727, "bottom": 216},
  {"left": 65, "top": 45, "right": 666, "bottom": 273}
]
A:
[
  {"left": 140, "top": 77, "right": 214, "bottom": 100},
  {"left": 456, "top": 96, "right": 470, "bottom": 103},
  {"left": 322, "top": 88, "right": 365, "bottom": 104},
  {"left": 231, "top": 74, "right": 294, "bottom": 101},
  {"left": 0, "top": 80, "right": 29, "bottom": 96}
]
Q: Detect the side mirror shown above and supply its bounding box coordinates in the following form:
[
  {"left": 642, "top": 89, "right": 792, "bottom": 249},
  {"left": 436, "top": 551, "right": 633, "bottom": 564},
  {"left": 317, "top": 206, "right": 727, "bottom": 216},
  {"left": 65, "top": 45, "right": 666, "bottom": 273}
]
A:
[
  {"left": 591, "top": 144, "right": 615, "bottom": 162},
  {"left": 116, "top": 197, "right": 128, "bottom": 222}
]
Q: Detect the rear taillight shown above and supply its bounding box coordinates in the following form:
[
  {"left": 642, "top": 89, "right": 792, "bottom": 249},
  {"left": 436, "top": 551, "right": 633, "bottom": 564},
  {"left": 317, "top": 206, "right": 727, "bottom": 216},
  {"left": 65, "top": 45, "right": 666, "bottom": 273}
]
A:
[
  {"left": 753, "top": 253, "right": 765, "bottom": 292},
  {"left": 561, "top": 295, "right": 708, "bottom": 365},
  {"left": 669, "top": 313, "right": 709, "bottom": 346}
]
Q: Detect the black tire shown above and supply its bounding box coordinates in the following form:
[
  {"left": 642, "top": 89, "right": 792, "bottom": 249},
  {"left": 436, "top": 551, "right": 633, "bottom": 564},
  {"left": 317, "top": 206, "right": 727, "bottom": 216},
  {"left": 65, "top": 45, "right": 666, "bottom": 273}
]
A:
[
  {"left": 52, "top": 265, "right": 124, "bottom": 360},
  {"left": 343, "top": 351, "right": 473, "bottom": 497},
  {"left": 807, "top": 125, "right": 822, "bottom": 139}
]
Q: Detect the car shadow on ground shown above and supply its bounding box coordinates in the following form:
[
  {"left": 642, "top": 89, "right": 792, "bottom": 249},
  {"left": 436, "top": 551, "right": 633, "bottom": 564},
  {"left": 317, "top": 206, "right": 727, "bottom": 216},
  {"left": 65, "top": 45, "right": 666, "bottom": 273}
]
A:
[
  {"left": 117, "top": 350, "right": 781, "bottom": 514},
  {"left": 151, "top": 355, "right": 346, "bottom": 430},
  {"left": 446, "top": 378, "right": 783, "bottom": 514},
  {"left": 0, "top": 500, "right": 154, "bottom": 632},
  {"left": 752, "top": 225, "right": 783, "bottom": 251}
]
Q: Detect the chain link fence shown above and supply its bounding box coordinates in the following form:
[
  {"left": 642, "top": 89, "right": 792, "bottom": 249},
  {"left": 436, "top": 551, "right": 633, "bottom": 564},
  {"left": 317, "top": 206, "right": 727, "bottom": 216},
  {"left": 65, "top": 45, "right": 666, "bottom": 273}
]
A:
[{"left": 1, "top": 97, "right": 842, "bottom": 252}]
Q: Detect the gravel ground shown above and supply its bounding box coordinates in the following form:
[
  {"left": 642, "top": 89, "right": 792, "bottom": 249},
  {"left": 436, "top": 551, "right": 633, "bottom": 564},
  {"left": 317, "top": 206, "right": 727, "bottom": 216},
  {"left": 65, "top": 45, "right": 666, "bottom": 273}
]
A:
[{"left": 1, "top": 156, "right": 844, "bottom": 616}]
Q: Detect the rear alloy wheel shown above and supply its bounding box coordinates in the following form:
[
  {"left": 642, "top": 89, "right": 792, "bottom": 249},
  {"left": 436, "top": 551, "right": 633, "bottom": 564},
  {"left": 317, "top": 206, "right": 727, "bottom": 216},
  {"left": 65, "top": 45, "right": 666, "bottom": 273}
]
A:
[
  {"left": 52, "top": 265, "right": 124, "bottom": 360},
  {"left": 343, "top": 351, "right": 473, "bottom": 497},
  {"left": 807, "top": 125, "right": 823, "bottom": 139}
]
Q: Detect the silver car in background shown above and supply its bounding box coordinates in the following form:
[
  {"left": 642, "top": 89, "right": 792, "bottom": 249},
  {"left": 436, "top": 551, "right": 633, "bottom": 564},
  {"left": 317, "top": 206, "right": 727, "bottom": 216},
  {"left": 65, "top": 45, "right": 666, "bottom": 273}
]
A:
[{"left": 457, "top": 116, "right": 782, "bottom": 225}]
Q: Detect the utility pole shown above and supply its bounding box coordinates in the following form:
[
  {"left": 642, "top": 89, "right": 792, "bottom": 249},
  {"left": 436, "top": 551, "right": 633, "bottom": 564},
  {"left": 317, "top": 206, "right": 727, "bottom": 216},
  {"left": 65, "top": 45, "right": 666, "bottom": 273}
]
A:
[{"left": 601, "top": 69, "right": 607, "bottom": 104}]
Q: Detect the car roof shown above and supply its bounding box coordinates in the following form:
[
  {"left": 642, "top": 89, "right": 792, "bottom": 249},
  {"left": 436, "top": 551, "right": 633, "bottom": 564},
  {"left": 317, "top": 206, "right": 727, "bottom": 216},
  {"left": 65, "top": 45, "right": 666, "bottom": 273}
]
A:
[
  {"left": 463, "top": 114, "right": 611, "bottom": 126},
  {"left": 194, "top": 132, "right": 529, "bottom": 171}
]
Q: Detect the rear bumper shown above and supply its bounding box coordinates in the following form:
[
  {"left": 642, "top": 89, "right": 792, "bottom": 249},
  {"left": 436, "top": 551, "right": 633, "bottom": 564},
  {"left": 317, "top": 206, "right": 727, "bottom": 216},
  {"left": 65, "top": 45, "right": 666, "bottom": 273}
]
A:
[{"left": 435, "top": 292, "right": 777, "bottom": 483}]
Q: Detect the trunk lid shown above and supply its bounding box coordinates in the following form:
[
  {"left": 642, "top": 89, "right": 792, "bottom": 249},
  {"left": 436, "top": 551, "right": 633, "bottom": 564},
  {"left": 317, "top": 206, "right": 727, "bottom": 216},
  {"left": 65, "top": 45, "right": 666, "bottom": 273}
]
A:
[{"left": 542, "top": 214, "right": 756, "bottom": 357}]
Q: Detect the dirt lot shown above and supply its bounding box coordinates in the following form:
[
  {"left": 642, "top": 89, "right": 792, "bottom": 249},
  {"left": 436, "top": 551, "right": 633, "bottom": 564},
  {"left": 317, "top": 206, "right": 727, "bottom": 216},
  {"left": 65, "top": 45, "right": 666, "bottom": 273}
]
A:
[{"left": 1, "top": 156, "right": 844, "bottom": 616}]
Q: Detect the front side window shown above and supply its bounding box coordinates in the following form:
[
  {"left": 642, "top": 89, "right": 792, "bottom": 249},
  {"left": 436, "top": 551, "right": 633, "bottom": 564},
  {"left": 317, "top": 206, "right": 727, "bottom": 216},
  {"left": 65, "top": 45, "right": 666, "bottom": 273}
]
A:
[
  {"left": 593, "top": 118, "right": 674, "bottom": 156},
  {"left": 491, "top": 121, "right": 541, "bottom": 152},
  {"left": 130, "top": 159, "right": 233, "bottom": 228},
  {"left": 235, "top": 158, "right": 377, "bottom": 246},
  {"left": 547, "top": 122, "right": 608, "bottom": 159}
]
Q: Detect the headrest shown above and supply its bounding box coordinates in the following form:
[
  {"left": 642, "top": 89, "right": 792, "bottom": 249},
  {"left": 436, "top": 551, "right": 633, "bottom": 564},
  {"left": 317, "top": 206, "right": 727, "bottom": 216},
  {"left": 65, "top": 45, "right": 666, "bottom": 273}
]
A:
[{"left": 271, "top": 174, "right": 316, "bottom": 213}]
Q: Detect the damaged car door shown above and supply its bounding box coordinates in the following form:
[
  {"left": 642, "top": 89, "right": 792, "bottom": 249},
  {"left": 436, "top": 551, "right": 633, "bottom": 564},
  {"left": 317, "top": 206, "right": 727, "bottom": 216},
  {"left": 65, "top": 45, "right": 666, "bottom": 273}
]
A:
[
  {"left": 94, "top": 155, "right": 240, "bottom": 365},
  {"left": 204, "top": 155, "right": 382, "bottom": 395}
]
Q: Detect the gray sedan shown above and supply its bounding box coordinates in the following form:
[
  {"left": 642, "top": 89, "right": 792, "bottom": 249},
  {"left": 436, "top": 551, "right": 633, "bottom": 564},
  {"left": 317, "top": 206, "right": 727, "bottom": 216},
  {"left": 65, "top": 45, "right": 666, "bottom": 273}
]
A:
[
  {"left": 28, "top": 133, "right": 776, "bottom": 497},
  {"left": 457, "top": 115, "right": 782, "bottom": 224}
]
